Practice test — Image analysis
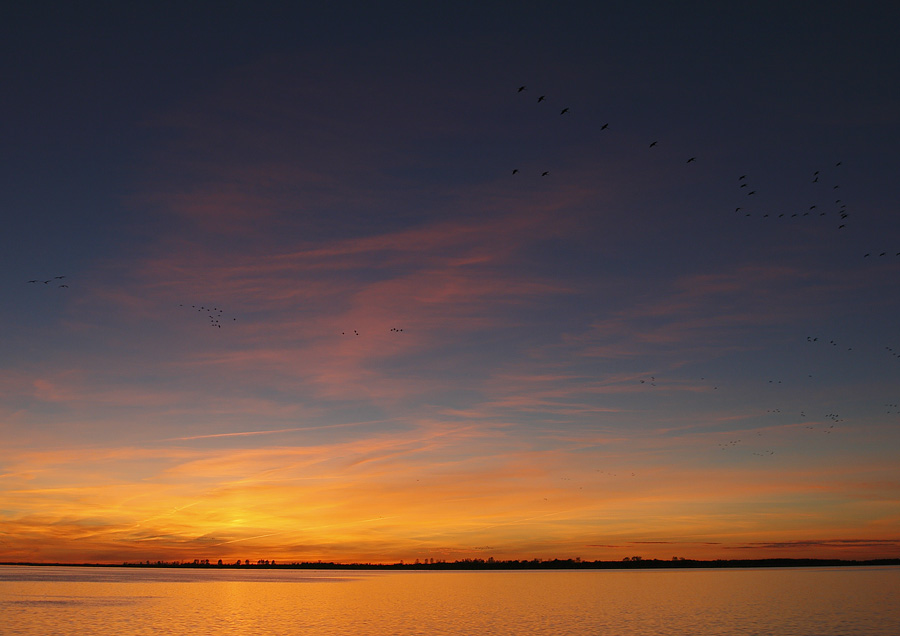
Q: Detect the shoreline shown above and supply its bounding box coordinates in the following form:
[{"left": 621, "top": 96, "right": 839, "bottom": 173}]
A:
[{"left": 3, "top": 557, "right": 899, "bottom": 570}]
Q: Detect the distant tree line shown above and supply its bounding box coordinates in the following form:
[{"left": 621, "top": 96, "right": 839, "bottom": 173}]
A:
[{"left": 97, "top": 557, "right": 900, "bottom": 570}]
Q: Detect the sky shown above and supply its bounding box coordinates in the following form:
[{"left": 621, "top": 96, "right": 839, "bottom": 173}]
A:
[{"left": 2, "top": 2, "right": 900, "bottom": 564}]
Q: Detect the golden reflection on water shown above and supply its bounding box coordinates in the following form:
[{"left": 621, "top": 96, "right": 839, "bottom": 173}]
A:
[{"left": 2, "top": 566, "right": 898, "bottom": 635}]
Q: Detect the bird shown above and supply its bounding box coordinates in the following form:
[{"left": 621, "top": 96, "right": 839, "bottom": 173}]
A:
[
  {"left": 601, "top": 123, "right": 609, "bottom": 130},
  {"left": 748, "top": 190, "right": 756, "bottom": 195},
  {"left": 58, "top": 284, "right": 68, "bottom": 288},
  {"left": 537, "top": 95, "right": 545, "bottom": 102},
  {"left": 649, "top": 141, "right": 658, "bottom": 148},
  {"left": 541, "top": 171, "right": 550, "bottom": 176},
  {"left": 517, "top": 86, "right": 526, "bottom": 92},
  {"left": 26, "top": 280, "right": 38, "bottom": 283},
  {"left": 686, "top": 157, "right": 696, "bottom": 163},
  {"left": 512, "top": 169, "right": 518, "bottom": 175},
  {"left": 739, "top": 175, "right": 747, "bottom": 180},
  {"left": 560, "top": 107, "right": 569, "bottom": 115}
]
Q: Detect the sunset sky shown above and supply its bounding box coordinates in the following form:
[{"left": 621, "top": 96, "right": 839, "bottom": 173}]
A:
[{"left": 2, "top": 2, "right": 899, "bottom": 564}]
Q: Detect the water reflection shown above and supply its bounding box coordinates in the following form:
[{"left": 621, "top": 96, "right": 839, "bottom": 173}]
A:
[{"left": 2, "top": 566, "right": 898, "bottom": 635}]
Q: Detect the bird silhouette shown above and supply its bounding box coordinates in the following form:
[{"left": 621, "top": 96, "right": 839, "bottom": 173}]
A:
[
  {"left": 649, "top": 141, "right": 658, "bottom": 148},
  {"left": 517, "top": 86, "right": 526, "bottom": 92},
  {"left": 560, "top": 107, "right": 569, "bottom": 115},
  {"left": 686, "top": 157, "right": 696, "bottom": 163}
]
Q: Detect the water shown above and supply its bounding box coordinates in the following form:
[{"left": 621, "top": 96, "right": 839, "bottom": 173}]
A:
[{"left": 2, "top": 565, "right": 898, "bottom": 635}]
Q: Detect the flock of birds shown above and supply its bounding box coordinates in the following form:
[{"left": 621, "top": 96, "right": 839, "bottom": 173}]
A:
[
  {"left": 513, "top": 85, "right": 898, "bottom": 259},
  {"left": 25, "top": 275, "right": 68, "bottom": 288},
  {"left": 508, "top": 85, "right": 897, "bottom": 465},
  {"left": 633, "top": 323, "right": 899, "bottom": 458},
  {"left": 731, "top": 163, "right": 851, "bottom": 232},
  {"left": 15, "top": 82, "right": 897, "bottom": 491},
  {"left": 177, "top": 304, "right": 236, "bottom": 328}
]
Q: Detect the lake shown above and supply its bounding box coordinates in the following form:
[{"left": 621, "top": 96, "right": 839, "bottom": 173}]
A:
[{"left": 2, "top": 565, "right": 898, "bottom": 635}]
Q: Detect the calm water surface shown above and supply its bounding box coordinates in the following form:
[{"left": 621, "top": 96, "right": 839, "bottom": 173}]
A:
[{"left": 2, "top": 565, "right": 898, "bottom": 635}]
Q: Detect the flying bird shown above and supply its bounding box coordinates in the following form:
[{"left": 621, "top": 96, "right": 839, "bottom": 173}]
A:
[
  {"left": 512, "top": 169, "right": 518, "bottom": 174},
  {"left": 541, "top": 171, "right": 550, "bottom": 176},
  {"left": 601, "top": 123, "right": 608, "bottom": 130},
  {"left": 649, "top": 141, "right": 657, "bottom": 148},
  {"left": 560, "top": 107, "right": 569, "bottom": 115},
  {"left": 517, "top": 86, "right": 526, "bottom": 92},
  {"left": 686, "top": 157, "right": 696, "bottom": 163},
  {"left": 537, "top": 95, "right": 545, "bottom": 102}
]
